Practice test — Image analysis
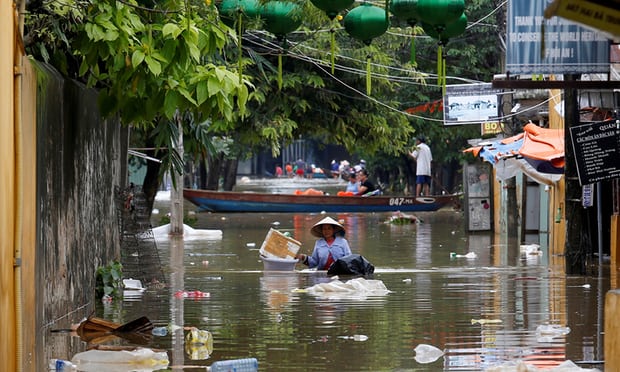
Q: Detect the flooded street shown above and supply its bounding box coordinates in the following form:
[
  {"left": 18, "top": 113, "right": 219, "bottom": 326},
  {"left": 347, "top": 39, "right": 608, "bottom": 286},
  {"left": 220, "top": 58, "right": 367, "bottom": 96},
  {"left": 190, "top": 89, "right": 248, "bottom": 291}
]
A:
[{"left": 48, "top": 183, "right": 608, "bottom": 371}]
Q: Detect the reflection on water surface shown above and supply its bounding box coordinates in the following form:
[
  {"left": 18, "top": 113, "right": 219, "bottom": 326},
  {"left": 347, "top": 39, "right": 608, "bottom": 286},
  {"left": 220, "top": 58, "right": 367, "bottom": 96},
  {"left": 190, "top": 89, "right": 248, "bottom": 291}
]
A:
[{"left": 51, "top": 194, "right": 607, "bottom": 371}]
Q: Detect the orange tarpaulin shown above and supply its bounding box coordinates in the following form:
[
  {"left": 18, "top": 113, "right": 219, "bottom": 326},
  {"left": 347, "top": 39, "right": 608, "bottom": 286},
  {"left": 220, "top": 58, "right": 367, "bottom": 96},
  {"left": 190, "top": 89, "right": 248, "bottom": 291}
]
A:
[
  {"left": 294, "top": 188, "right": 324, "bottom": 196},
  {"left": 464, "top": 123, "right": 564, "bottom": 185},
  {"left": 519, "top": 123, "right": 565, "bottom": 168}
]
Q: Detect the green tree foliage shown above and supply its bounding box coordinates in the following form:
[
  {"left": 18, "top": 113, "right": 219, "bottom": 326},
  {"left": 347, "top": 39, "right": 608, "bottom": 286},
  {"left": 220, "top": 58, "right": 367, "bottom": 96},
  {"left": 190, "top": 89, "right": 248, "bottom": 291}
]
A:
[
  {"left": 74, "top": 0, "right": 249, "bottom": 124},
  {"left": 24, "top": 0, "right": 505, "bottom": 194}
]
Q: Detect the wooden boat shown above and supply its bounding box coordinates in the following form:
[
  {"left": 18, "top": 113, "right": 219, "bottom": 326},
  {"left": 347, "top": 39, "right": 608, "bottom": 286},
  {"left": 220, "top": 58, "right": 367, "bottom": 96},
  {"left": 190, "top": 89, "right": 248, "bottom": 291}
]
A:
[{"left": 183, "top": 189, "right": 458, "bottom": 213}]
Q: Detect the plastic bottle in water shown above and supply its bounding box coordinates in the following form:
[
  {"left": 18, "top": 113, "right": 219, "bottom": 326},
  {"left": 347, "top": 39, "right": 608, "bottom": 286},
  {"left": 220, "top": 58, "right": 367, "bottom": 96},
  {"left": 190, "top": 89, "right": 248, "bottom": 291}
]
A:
[
  {"left": 48, "top": 359, "right": 77, "bottom": 371},
  {"left": 209, "top": 357, "right": 258, "bottom": 372},
  {"left": 152, "top": 326, "right": 168, "bottom": 336}
]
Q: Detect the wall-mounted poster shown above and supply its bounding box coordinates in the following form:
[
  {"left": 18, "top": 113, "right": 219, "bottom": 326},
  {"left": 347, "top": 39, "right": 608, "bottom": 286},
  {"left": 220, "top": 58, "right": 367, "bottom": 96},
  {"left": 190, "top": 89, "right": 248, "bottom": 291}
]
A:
[
  {"left": 506, "top": 0, "right": 610, "bottom": 75},
  {"left": 444, "top": 83, "right": 501, "bottom": 125}
]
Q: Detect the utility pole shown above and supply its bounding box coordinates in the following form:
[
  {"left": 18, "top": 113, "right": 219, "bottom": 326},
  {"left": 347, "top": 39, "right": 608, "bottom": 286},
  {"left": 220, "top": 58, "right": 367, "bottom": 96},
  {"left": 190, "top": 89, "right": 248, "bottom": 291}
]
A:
[
  {"left": 170, "top": 114, "right": 184, "bottom": 236},
  {"left": 564, "top": 74, "right": 590, "bottom": 274}
]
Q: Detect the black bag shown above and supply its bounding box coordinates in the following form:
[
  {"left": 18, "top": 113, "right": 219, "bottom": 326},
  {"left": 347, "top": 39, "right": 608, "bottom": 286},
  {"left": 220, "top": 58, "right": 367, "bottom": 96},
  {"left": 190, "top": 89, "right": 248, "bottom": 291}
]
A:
[{"left": 327, "top": 254, "right": 374, "bottom": 277}]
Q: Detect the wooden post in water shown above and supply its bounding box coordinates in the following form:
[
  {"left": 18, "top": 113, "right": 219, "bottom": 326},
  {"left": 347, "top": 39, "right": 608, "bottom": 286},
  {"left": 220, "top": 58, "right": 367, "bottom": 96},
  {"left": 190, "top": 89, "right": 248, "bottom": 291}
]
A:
[{"left": 606, "top": 289, "right": 620, "bottom": 369}]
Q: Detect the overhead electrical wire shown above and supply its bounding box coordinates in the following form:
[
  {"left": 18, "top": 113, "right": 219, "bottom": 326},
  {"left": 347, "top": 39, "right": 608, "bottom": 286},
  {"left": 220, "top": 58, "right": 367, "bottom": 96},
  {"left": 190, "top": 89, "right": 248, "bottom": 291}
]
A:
[
  {"left": 39, "top": 0, "right": 547, "bottom": 124},
  {"left": 242, "top": 29, "right": 561, "bottom": 124},
  {"left": 230, "top": 2, "right": 513, "bottom": 124}
]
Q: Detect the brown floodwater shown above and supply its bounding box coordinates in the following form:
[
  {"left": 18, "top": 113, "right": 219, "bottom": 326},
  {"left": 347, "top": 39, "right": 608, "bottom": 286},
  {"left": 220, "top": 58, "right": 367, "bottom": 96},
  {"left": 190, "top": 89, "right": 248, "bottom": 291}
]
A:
[
  {"left": 49, "top": 182, "right": 609, "bottom": 371},
  {"left": 128, "top": 207, "right": 607, "bottom": 370}
]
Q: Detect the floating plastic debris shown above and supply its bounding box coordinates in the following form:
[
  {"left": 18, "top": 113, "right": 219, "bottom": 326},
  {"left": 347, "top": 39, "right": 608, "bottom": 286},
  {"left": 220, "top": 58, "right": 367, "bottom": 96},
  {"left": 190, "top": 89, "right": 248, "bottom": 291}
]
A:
[
  {"left": 569, "top": 284, "right": 591, "bottom": 289},
  {"left": 152, "top": 224, "right": 222, "bottom": 241},
  {"left": 471, "top": 319, "right": 502, "bottom": 325},
  {"left": 122, "top": 278, "right": 145, "bottom": 291},
  {"left": 338, "top": 334, "right": 369, "bottom": 341},
  {"left": 536, "top": 324, "right": 570, "bottom": 343},
  {"left": 174, "top": 290, "right": 210, "bottom": 299},
  {"left": 185, "top": 328, "right": 214, "bottom": 360},
  {"left": 210, "top": 358, "right": 258, "bottom": 372},
  {"left": 385, "top": 212, "right": 419, "bottom": 225},
  {"left": 49, "top": 359, "right": 77, "bottom": 371},
  {"left": 450, "top": 252, "right": 477, "bottom": 259},
  {"left": 246, "top": 242, "right": 256, "bottom": 247},
  {"left": 403, "top": 278, "right": 412, "bottom": 283},
  {"left": 414, "top": 344, "right": 444, "bottom": 364},
  {"left": 520, "top": 243, "right": 541, "bottom": 255},
  {"left": 484, "top": 360, "right": 600, "bottom": 371},
  {"left": 152, "top": 326, "right": 168, "bottom": 336},
  {"left": 70, "top": 347, "right": 169, "bottom": 371}
]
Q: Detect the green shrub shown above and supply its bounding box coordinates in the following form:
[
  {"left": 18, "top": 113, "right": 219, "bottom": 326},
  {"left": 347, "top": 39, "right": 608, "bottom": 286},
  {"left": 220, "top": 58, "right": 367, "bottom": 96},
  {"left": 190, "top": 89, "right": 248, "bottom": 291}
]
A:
[{"left": 95, "top": 261, "right": 123, "bottom": 299}]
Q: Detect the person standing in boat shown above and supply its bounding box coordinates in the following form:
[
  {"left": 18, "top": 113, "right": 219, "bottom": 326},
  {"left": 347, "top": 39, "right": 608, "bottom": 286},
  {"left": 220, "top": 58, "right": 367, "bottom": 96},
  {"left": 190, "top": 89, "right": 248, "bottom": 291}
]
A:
[
  {"left": 296, "top": 217, "right": 351, "bottom": 270},
  {"left": 409, "top": 135, "right": 432, "bottom": 197},
  {"left": 356, "top": 169, "right": 377, "bottom": 196}
]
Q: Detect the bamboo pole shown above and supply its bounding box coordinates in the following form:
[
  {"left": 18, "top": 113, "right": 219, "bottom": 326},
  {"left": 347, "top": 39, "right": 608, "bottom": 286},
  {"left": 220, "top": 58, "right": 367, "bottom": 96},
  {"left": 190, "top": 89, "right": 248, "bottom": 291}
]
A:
[{"left": 605, "top": 289, "right": 620, "bottom": 370}]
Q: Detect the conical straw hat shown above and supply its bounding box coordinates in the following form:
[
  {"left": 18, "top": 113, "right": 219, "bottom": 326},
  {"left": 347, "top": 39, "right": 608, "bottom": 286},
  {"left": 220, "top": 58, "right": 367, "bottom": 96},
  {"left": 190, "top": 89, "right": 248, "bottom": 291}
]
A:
[{"left": 311, "top": 216, "right": 345, "bottom": 238}]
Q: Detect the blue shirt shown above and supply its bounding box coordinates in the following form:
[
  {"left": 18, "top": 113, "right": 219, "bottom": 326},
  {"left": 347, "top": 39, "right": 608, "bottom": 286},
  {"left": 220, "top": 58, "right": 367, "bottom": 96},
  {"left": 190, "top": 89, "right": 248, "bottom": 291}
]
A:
[
  {"left": 345, "top": 181, "right": 359, "bottom": 193},
  {"left": 306, "top": 236, "right": 352, "bottom": 270}
]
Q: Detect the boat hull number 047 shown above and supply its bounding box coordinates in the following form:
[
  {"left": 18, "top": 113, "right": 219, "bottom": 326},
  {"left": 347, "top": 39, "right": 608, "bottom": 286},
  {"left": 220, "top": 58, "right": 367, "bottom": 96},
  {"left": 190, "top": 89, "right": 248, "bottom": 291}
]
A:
[{"left": 389, "top": 197, "right": 415, "bottom": 206}]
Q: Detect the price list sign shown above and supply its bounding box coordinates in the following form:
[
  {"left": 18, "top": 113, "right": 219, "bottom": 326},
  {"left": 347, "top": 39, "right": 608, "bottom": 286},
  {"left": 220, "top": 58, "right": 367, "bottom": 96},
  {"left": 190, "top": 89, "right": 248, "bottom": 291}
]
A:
[{"left": 569, "top": 121, "right": 620, "bottom": 186}]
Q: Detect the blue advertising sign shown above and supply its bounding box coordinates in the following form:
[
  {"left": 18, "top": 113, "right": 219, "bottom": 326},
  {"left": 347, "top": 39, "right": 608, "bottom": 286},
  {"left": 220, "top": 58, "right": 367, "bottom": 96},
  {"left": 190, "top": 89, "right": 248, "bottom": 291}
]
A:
[{"left": 506, "top": 0, "right": 610, "bottom": 75}]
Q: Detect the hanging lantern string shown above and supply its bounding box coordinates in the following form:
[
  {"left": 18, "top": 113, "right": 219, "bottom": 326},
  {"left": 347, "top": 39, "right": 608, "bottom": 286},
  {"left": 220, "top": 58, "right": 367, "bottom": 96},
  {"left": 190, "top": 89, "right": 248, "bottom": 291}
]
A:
[
  {"left": 278, "top": 53, "right": 283, "bottom": 89},
  {"left": 366, "top": 54, "right": 372, "bottom": 96},
  {"left": 437, "top": 43, "right": 443, "bottom": 89},
  {"left": 237, "top": 10, "right": 243, "bottom": 84},
  {"left": 410, "top": 25, "right": 416, "bottom": 66},
  {"left": 278, "top": 38, "right": 289, "bottom": 90},
  {"left": 330, "top": 27, "right": 336, "bottom": 74},
  {"left": 442, "top": 47, "right": 446, "bottom": 96}
]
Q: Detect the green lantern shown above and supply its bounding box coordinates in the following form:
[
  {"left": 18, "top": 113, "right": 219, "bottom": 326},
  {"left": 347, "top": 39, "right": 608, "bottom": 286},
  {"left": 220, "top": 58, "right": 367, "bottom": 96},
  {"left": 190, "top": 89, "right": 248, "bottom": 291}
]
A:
[
  {"left": 260, "top": 1, "right": 302, "bottom": 39},
  {"left": 344, "top": 3, "right": 389, "bottom": 45},
  {"left": 310, "top": 0, "right": 354, "bottom": 20},
  {"left": 219, "top": 0, "right": 260, "bottom": 28},
  {"left": 417, "top": 0, "right": 464, "bottom": 31},
  {"left": 310, "top": 0, "right": 354, "bottom": 74},
  {"left": 390, "top": 0, "right": 420, "bottom": 26},
  {"left": 390, "top": 0, "right": 420, "bottom": 64},
  {"left": 260, "top": 1, "right": 302, "bottom": 89},
  {"left": 219, "top": 0, "right": 260, "bottom": 83},
  {"left": 422, "top": 12, "right": 467, "bottom": 96},
  {"left": 422, "top": 12, "right": 467, "bottom": 43},
  {"left": 344, "top": 3, "right": 389, "bottom": 96}
]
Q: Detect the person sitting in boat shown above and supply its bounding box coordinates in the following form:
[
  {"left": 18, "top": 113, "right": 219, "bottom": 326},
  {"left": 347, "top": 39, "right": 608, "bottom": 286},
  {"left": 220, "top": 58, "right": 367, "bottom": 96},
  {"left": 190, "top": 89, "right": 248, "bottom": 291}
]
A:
[
  {"left": 345, "top": 172, "right": 359, "bottom": 193},
  {"left": 356, "top": 169, "right": 378, "bottom": 196},
  {"left": 296, "top": 217, "right": 351, "bottom": 270},
  {"left": 336, "top": 172, "right": 359, "bottom": 196}
]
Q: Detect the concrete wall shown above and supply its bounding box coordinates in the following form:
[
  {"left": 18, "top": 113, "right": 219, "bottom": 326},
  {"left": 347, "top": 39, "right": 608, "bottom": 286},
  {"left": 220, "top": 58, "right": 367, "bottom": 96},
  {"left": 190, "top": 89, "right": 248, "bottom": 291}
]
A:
[{"left": 32, "top": 61, "right": 127, "bottom": 370}]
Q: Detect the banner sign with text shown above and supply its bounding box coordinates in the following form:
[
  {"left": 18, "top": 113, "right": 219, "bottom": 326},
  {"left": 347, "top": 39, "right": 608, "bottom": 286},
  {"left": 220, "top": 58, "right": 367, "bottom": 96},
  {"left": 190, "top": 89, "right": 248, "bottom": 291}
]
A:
[
  {"left": 545, "top": 0, "right": 620, "bottom": 39},
  {"left": 443, "top": 83, "right": 501, "bottom": 126},
  {"left": 507, "top": 0, "right": 610, "bottom": 75},
  {"left": 569, "top": 121, "right": 620, "bottom": 186}
]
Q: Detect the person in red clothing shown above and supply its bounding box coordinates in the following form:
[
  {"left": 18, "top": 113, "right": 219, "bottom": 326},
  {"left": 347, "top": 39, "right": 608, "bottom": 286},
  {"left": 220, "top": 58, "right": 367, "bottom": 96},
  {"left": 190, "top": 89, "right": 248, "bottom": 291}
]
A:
[
  {"left": 285, "top": 163, "right": 293, "bottom": 177},
  {"left": 296, "top": 217, "right": 352, "bottom": 270}
]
